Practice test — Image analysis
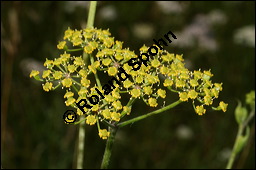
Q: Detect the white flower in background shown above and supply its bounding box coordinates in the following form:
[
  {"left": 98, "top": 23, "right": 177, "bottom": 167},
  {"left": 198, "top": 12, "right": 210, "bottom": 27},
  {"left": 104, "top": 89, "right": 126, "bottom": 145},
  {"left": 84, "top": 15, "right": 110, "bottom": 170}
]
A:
[
  {"left": 65, "top": 1, "right": 89, "bottom": 13},
  {"left": 173, "top": 14, "right": 218, "bottom": 51},
  {"left": 208, "top": 9, "right": 227, "bottom": 25},
  {"left": 99, "top": 5, "right": 117, "bottom": 21},
  {"left": 156, "top": 1, "right": 183, "bottom": 14},
  {"left": 217, "top": 148, "right": 232, "bottom": 162},
  {"left": 176, "top": 124, "right": 194, "bottom": 140},
  {"left": 234, "top": 25, "right": 255, "bottom": 47},
  {"left": 132, "top": 23, "right": 155, "bottom": 40},
  {"left": 20, "top": 58, "right": 45, "bottom": 77}
]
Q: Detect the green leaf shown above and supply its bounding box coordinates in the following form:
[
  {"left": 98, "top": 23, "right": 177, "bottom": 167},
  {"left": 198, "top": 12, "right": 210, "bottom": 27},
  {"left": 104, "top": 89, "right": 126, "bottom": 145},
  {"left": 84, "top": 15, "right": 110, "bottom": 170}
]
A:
[
  {"left": 246, "top": 90, "right": 255, "bottom": 106},
  {"left": 235, "top": 101, "right": 248, "bottom": 125},
  {"left": 234, "top": 126, "right": 250, "bottom": 154}
]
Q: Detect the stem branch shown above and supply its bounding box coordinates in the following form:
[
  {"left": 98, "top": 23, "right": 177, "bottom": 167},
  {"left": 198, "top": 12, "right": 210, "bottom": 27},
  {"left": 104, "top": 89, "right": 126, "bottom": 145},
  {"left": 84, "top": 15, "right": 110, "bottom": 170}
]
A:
[{"left": 118, "top": 100, "right": 182, "bottom": 128}]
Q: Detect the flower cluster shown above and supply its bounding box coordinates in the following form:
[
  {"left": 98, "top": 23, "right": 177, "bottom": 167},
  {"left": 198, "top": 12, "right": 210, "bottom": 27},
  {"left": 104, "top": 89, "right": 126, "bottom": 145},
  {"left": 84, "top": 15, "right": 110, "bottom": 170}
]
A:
[{"left": 30, "top": 27, "right": 227, "bottom": 139}]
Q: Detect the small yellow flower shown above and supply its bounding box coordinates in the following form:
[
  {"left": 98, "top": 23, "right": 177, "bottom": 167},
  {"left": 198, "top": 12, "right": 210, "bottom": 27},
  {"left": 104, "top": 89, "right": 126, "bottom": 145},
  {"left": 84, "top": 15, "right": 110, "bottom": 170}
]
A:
[
  {"left": 111, "top": 112, "right": 121, "bottom": 122},
  {"left": 112, "top": 100, "right": 122, "bottom": 110},
  {"left": 68, "top": 65, "right": 77, "bottom": 73},
  {"left": 64, "top": 27, "right": 74, "bottom": 40},
  {"left": 84, "top": 44, "right": 94, "bottom": 54},
  {"left": 180, "top": 72, "right": 189, "bottom": 80},
  {"left": 62, "top": 78, "right": 73, "bottom": 88},
  {"left": 72, "top": 37, "right": 83, "bottom": 46},
  {"left": 112, "top": 90, "right": 121, "bottom": 99},
  {"left": 44, "top": 59, "right": 54, "bottom": 68},
  {"left": 64, "top": 91, "right": 74, "bottom": 98},
  {"left": 189, "top": 79, "right": 198, "bottom": 87},
  {"left": 57, "top": 41, "right": 66, "bottom": 49},
  {"left": 204, "top": 95, "right": 213, "bottom": 105},
  {"left": 160, "top": 66, "right": 169, "bottom": 75},
  {"left": 74, "top": 57, "right": 84, "bottom": 66},
  {"left": 163, "top": 79, "right": 173, "bottom": 87},
  {"left": 179, "top": 92, "right": 188, "bottom": 101},
  {"left": 78, "top": 87, "right": 88, "bottom": 96},
  {"left": 92, "top": 104, "right": 99, "bottom": 111},
  {"left": 131, "top": 88, "right": 141, "bottom": 98},
  {"left": 123, "top": 79, "right": 133, "bottom": 89},
  {"left": 108, "top": 67, "right": 118, "bottom": 76},
  {"left": 115, "top": 53, "right": 123, "bottom": 61},
  {"left": 195, "top": 105, "right": 206, "bottom": 115},
  {"left": 193, "top": 70, "right": 202, "bottom": 80},
  {"left": 219, "top": 101, "right": 228, "bottom": 112},
  {"left": 162, "top": 53, "right": 174, "bottom": 62},
  {"left": 188, "top": 89, "right": 198, "bottom": 99},
  {"left": 60, "top": 53, "right": 70, "bottom": 62},
  {"left": 30, "top": 70, "right": 39, "bottom": 78},
  {"left": 53, "top": 58, "right": 62, "bottom": 65},
  {"left": 72, "top": 30, "right": 82, "bottom": 38},
  {"left": 214, "top": 83, "right": 223, "bottom": 91},
  {"left": 53, "top": 71, "right": 63, "bottom": 80},
  {"left": 81, "top": 77, "right": 90, "bottom": 87},
  {"left": 77, "top": 108, "right": 84, "bottom": 116},
  {"left": 115, "top": 40, "right": 123, "bottom": 49},
  {"left": 203, "top": 70, "right": 213, "bottom": 80},
  {"left": 157, "top": 89, "right": 166, "bottom": 98},
  {"left": 102, "top": 109, "right": 111, "bottom": 119},
  {"left": 211, "top": 88, "right": 219, "bottom": 98},
  {"left": 103, "top": 37, "right": 114, "bottom": 47},
  {"left": 99, "top": 129, "right": 110, "bottom": 140},
  {"left": 123, "top": 106, "right": 131, "bottom": 115},
  {"left": 148, "top": 98, "right": 158, "bottom": 107},
  {"left": 65, "top": 97, "right": 76, "bottom": 106},
  {"left": 143, "top": 86, "right": 152, "bottom": 95},
  {"left": 176, "top": 54, "right": 184, "bottom": 61},
  {"left": 42, "top": 70, "right": 51, "bottom": 79},
  {"left": 139, "top": 44, "right": 148, "bottom": 53},
  {"left": 146, "top": 75, "right": 159, "bottom": 84},
  {"left": 151, "top": 59, "right": 161, "bottom": 68},
  {"left": 135, "top": 76, "right": 143, "bottom": 84},
  {"left": 79, "top": 69, "right": 88, "bottom": 77},
  {"left": 176, "top": 79, "right": 186, "bottom": 88},
  {"left": 42, "top": 82, "right": 53, "bottom": 92},
  {"left": 203, "top": 88, "right": 211, "bottom": 96},
  {"left": 105, "top": 94, "right": 115, "bottom": 102},
  {"left": 102, "top": 58, "right": 112, "bottom": 66},
  {"left": 86, "top": 115, "right": 97, "bottom": 125}
]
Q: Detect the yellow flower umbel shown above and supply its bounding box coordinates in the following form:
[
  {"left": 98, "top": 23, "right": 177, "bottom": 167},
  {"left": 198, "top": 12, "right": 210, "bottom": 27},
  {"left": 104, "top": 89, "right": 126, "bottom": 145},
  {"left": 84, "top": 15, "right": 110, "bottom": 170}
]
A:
[{"left": 30, "top": 27, "right": 228, "bottom": 140}]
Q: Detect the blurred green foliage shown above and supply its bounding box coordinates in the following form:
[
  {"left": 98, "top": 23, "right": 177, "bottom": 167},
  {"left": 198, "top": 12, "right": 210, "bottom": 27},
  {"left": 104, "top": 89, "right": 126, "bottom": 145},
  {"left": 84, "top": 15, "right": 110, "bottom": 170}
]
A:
[{"left": 1, "top": 1, "right": 255, "bottom": 169}]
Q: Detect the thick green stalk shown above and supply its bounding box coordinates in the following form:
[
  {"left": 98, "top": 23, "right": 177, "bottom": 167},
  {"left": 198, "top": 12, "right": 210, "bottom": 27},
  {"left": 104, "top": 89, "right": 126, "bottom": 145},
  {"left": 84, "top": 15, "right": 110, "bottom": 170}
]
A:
[
  {"left": 118, "top": 100, "right": 182, "bottom": 128},
  {"left": 77, "top": 115, "right": 86, "bottom": 169},
  {"left": 87, "top": 1, "right": 97, "bottom": 29},
  {"left": 226, "top": 125, "right": 243, "bottom": 169},
  {"left": 100, "top": 127, "right": 117, "bottom": 169},
  {"left": 226, "top": 107, "right": 255, "bottom": 169},
  {"left": 76, "top": 1, "right": 98, "bottom": 169}
]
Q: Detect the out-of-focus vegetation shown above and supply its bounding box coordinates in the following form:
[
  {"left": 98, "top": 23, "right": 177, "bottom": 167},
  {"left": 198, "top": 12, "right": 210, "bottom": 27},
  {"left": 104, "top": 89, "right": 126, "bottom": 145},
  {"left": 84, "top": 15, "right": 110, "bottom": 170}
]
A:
[{"left": 1, "top": 1, "right": 255, "bottom": 169}]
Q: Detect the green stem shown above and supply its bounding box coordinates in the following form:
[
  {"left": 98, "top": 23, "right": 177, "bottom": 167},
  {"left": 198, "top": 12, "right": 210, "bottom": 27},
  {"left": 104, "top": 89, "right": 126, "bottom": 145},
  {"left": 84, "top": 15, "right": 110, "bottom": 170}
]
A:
[
  {"left": 76, "top": 115, "right": 86, "bottom": 169},
  {"left": 226, "top": 125, "right": 242, "bottom": 169},
  {"left": 76, "top": 2, "right": 98, "bottom": 169},
  {"left": 66, "top": 48, "right": 83, "bottom": 52},
  {"left": 87, "top": 1, "right": 97, "bottom": 29},
  {"left": 118, "top": 100, "right": 182, "bottom": 128},
  {"left": 100, "top": 127, "right": 117, "bottom": 169},
  {"left": 226, "top": 107, "right": 255, "bottom": 169}
]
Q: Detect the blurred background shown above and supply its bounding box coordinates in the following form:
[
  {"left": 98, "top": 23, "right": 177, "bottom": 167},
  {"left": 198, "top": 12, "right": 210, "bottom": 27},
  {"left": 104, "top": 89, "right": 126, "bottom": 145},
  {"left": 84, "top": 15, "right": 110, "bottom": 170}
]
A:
[{"left": 1, "top": 1, "right": 255, "bottom": 169}]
